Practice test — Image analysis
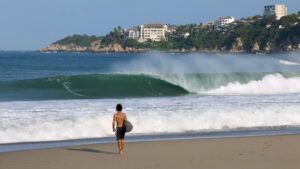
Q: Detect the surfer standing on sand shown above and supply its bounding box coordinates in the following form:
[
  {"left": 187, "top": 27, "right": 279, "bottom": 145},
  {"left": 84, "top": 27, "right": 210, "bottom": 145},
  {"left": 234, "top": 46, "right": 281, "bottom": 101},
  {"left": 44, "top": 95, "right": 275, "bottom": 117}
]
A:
[{"left": 112, "top": 104, "right": 127, "bottom": 155}]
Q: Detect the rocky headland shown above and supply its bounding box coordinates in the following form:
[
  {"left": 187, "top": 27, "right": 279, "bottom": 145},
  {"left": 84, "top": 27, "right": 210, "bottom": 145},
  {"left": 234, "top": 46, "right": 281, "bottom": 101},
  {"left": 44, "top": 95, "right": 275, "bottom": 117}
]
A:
[
  {"left": 40, "top": 13, "right": 300, "bottom": 54},
  {"left": 41, "top": 41, "right": 146, "bottom": 53}
]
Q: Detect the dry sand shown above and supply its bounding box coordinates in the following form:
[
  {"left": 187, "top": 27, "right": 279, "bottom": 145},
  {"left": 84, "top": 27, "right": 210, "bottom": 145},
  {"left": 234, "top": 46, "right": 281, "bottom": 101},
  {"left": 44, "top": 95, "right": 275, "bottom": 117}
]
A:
[{"left": 1, "top": 134, "right": 300, "bottom": 169}]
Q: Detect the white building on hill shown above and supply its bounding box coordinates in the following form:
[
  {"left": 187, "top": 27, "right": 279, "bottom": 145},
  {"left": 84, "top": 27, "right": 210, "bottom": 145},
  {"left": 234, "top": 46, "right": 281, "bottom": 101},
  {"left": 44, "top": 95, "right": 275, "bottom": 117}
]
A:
[
  {"left": 128, "top": 28, "right": 140, "bottom": 39},
  {"left": 264, "top": 4, "right": 288, "bottom": 20},
  {"left": 214, "top": 16, "right": 235, "bottom": 29},
  {"left": 139, "top": 24, "right": 168, "bottom": 42}
]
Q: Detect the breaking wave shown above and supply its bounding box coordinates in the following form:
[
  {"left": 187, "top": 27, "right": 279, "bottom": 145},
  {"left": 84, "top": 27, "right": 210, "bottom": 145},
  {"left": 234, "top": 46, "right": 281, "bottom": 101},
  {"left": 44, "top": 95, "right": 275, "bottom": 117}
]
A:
[{"left": 0, "top": 72, "right": 300, "bottom": 100}]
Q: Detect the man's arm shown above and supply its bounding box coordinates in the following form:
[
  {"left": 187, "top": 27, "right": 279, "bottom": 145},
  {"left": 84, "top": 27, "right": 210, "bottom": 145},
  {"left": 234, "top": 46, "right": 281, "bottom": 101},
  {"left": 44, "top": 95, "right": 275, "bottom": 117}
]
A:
[{"left": 112, "top": 114, "right": 116, "bottom": 132}]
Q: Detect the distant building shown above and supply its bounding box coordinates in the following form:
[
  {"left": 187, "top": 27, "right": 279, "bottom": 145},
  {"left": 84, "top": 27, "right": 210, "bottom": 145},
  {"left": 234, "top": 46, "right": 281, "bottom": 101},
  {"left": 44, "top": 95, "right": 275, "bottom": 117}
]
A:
[
  {"left": 139, "top": 24, "right": 168, "bottom": 42},
  {"left": 263, "top": 4, "right": 288, "bottom": 20},
  {"left": 166, "top": 25, "right": 177, "bottom": 33},
  {"left": 203, "top": 21, "right": 214, "bottom": 26},
  {"left": 214, "top": 16, "right": 235, "bottom": 29},
  {"left": 128, "top": 28, "right": 140, "bottom": 39}
]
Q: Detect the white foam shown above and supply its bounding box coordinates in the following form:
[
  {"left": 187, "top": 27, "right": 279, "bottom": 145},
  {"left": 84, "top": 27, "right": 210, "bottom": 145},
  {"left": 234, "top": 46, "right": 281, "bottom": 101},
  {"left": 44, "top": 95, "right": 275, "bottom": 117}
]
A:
[
  {"left": 279, "top": 60, "right": 300, "bottom": 66},
  {"left": 206, "top": 74, "right": 300, "bottom": 95},
  {"left": 1, "top": 95, "right": 300, "bottom": 144}
]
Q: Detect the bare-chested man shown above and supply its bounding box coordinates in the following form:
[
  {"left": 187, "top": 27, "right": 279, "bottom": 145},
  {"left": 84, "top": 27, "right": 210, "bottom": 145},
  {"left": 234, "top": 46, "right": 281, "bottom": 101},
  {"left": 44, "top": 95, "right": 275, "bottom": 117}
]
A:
[{"left": 112, "top": 104, "right": 127, "bottom": 155}]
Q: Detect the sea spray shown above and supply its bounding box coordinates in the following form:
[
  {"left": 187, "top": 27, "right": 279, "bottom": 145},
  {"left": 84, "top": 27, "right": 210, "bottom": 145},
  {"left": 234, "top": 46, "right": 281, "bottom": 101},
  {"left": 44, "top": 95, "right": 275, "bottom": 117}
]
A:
[
  {"left": 158, "top": 73, "right": 300, "bottom": 95},
  {"left": 113, "top": 52, "right": 298, "bottom": 74}
]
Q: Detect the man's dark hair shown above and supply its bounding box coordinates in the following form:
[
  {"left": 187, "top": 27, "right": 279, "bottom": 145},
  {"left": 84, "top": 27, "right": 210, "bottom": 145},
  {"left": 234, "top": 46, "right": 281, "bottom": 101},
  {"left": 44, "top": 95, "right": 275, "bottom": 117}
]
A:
[{"left": 116, "top": 104, "right": 122, "bottom": 111}]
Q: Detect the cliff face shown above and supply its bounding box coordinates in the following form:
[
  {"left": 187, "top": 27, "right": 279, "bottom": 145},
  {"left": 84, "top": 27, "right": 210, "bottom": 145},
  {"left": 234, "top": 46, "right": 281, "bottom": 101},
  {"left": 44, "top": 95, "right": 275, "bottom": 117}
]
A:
[
  {"left": 40, "top": 40, "right": 300, "bottom": 54},
  {"left": 41, "top": 30, "right": 300, "bottom": 54},
  {"left": 226, "top": 36, "right": 300, "bottom": 54},
  {"left": 40, "top": 41, "right": 146, "bottom": 53},
  {"left": 278, "top": 38, "right": 300, "bottom": 52},
  {"left": 229, "top": 38, "right": 245, "bottom": 53},
  {"left": 40, "top": 44, "right": 88, "bottom": 52}
]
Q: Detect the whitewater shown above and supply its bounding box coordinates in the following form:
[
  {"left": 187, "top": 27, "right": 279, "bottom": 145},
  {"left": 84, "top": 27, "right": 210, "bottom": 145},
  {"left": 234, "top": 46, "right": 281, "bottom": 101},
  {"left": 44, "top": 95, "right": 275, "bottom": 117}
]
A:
[
  {"left": 1, "top": 51, "right": 300, "bottom": 144},
  {"left": 1, "top": 94, "right": 300, "bottom": 144}
]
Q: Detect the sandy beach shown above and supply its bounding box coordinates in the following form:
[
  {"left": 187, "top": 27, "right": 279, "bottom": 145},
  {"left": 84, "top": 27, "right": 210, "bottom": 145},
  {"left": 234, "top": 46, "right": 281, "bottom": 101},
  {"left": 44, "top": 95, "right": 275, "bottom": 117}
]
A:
[{"left": 0, "top": 134, "right": 300, "bottom": 169}]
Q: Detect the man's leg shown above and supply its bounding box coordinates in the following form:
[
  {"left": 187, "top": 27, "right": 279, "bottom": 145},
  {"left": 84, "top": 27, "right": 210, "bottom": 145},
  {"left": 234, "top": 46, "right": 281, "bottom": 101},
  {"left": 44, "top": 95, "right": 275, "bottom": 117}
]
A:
[
  {"left": 121, "top": 139, "right": 125, "bottom": 150},
  {"left": 121, "top": 139, "right": 125, "bottom": 154},
  {"left": 118, "top": 140, "right": 122, "bottom": 154}
]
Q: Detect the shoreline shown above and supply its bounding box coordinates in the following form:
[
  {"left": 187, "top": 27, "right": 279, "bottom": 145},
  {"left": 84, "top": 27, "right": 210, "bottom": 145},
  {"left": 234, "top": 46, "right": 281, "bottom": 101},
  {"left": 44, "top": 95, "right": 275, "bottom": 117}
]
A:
[
  {"left": 1, "top": 49, "right": 298, "bottom": 55},
  {"left": 1, "top": 134, "right": 300, "bottom": 169},
  {"left": 37, "top": 48, "right": 300, "bottom": 55},
  {"left": 1, "top": 126, "right": 300, "bottom": 154}
]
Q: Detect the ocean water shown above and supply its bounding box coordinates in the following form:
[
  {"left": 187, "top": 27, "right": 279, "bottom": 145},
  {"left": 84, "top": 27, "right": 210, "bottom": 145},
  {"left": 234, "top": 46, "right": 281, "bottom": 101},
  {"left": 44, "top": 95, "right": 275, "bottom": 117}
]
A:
[{"left": 1, "top": 51, "right": 300, "bottom": 149}]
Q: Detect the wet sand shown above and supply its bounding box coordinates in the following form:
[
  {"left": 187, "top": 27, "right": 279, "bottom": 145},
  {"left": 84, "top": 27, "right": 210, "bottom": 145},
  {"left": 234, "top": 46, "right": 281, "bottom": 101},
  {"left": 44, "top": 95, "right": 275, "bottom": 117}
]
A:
[{"left": 1, "top": 134, "right": 300, "bottom": 169}]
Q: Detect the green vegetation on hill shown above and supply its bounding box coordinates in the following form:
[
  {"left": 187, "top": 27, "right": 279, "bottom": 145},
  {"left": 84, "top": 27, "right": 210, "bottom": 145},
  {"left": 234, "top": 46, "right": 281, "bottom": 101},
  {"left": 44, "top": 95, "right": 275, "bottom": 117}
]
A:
[
  {"left": 51, "top": 13, "right": 300, "bottom": 53},
  {"left": 54, "top": 34, "right": 102, "bottom": 47},
  {"left": 101, "top": 26, "right": 126, "bottom": 45},
  {"left": 162, "top": 14, "right": 300, "bottom": 52}
]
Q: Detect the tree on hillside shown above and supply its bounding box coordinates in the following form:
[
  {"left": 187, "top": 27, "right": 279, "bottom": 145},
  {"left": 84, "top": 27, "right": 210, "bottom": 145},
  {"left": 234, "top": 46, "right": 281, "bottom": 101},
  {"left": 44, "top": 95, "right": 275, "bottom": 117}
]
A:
[
  {"left": 279, "top": 14, "right": 299, "bottom": 27},
  {"left": 101, "top": 26, "right": 126, "bottom": 45},
  {"left": 54, "top": 34, "right": 101, "bottom": 47}
]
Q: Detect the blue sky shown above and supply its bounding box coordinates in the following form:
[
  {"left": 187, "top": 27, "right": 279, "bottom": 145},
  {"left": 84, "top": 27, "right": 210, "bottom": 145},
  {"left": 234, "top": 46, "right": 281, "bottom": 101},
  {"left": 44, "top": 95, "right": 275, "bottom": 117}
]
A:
[{"left": 0, "top": 0, "right": 299, "bottom": 50}]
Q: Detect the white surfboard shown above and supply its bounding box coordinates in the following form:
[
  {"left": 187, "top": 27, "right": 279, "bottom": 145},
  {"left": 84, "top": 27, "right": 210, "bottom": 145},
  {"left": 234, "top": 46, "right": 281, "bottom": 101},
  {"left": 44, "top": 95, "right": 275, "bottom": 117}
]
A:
[{"left": 124, "top": 121, "right": 133, "bottom": 133}]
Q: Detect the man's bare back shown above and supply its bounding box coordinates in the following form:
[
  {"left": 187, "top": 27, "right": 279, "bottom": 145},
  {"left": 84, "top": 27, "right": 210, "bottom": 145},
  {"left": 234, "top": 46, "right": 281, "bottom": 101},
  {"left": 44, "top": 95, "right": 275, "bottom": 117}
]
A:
[{"left": 113, "top": 112, "right": 127, "bottom": 128}]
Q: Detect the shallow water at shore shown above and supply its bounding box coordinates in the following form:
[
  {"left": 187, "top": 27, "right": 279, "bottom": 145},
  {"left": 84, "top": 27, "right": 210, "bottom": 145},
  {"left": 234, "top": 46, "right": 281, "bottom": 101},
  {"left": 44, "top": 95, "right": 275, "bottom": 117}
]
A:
[{"left": 1, "top": 127, "right": 300, "bottom": 153}]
